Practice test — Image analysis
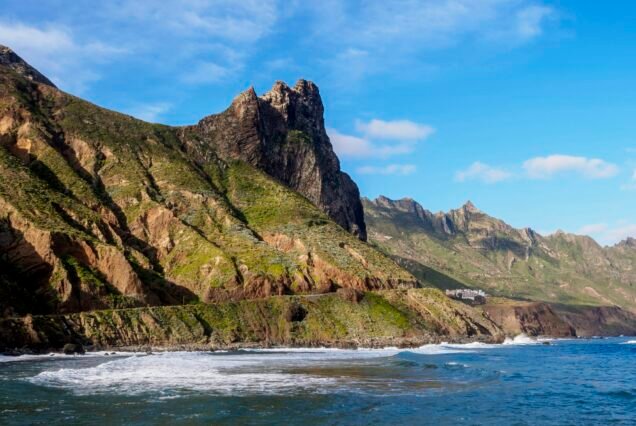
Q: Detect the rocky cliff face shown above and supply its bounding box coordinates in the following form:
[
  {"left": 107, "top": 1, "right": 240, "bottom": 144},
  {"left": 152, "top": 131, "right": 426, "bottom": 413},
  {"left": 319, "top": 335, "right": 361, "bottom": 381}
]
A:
[
  {"left": 481, "top": 299, "right": 575, "bottom": 337},
  {"left": 364, "top": 196, "right": 636, "bottom": 315},
  {"left": 181, "top": 80, "right": 366, "bottom": 241},
  {"left": 0, "top": 46, "right": 414, "bottom": 318}
]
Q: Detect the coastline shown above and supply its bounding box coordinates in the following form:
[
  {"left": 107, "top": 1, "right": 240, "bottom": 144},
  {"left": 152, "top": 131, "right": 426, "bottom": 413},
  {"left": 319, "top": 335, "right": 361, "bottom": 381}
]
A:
[
  {"left": 3, "top": 289, "right": 634, "bottom": 356},
  {"left": 0, "top": 334, "right": 557, "bottom": 359},
  {"left": 0, "top": 289, "right": 505, "bottom": 355}
]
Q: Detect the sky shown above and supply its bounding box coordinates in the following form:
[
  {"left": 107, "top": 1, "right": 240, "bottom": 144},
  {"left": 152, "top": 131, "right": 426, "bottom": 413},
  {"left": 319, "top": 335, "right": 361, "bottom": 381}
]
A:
[{"left": 1, "top": 0, "right": 635, "bottom": 245}]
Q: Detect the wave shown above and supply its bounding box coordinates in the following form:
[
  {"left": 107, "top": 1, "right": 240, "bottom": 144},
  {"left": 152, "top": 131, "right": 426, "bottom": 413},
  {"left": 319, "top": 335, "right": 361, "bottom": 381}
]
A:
[
  {"left": 502, "top": 334, "right": 545, "bottom": 345},
  {"left": 621, "top": 340, "right": 636, "bottom": 345},
  {"left": 23, "top": 340, "right": 534, "bottom": 396},
  {"left": 28, "top": 351, "right": 336, "bottom": 396},
  {"left": 0, "top": 351, "right": 118, "bottom": 363}
]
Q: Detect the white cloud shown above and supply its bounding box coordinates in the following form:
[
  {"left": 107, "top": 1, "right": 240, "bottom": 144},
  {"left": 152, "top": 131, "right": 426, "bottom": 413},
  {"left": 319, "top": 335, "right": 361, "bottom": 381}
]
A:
[
  {"left": 0, "top": 22, "right": 74, "bottom": 53},
  {"left": 0, "top": 1, "right": 280, "bottom": 93},
  {"left": 523, "top": 155, "right": 619, "bottom": 179},
  {"left": 455, "top": 162, "right": 512, "bottom": 183},
  {"left": 181, "top": 61, "right": 233, "bottom": 85},
  {"left": 355, "top": 119, "right": 435, "bottom": 140},
  {"left": 316, "top": 0, "right": 557, "bottom": 49},
  {"left": 124, "top": 102, "right": 171, "bottom": 123},
  {"left": 327, "top": 129, "right": 417, "bottom": 158},
  {"left": 577, "top": 223, "right": 608, "bottom": 235},
  {"left": 308, "top": 0, "right": 558, "bottom": 83},
  {"left": 621, "top": 169, "right": 636, "bottom": 191},
  {"left": 578, "top": 222, "right": 636, "bottom": 246},
  {"left": 106, "top": 0, "right": 278, "bottom": 43},
  {"left": 328, "top": 129, "right": 374, "bottom": 157},
  {"left": 605, "top": 224, "right": 636, "bottom": 245},
  {"left": 356, "top": 164, "right": 417, "bottom": 175},
  {"left": 328, "top": 118, "right": 434, "bottom": 158},
  {"left": 515, "top": 5, "right": 555, "bottom": 40},
  {"left": 0, "top": 21, "right": 125, "bottom": 93}
]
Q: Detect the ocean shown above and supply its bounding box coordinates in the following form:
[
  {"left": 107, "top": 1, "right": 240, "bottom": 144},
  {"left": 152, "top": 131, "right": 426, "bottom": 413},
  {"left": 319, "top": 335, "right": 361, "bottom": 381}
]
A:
[{"left": 1, "top": 336, "right": 635, "bottom": 425}]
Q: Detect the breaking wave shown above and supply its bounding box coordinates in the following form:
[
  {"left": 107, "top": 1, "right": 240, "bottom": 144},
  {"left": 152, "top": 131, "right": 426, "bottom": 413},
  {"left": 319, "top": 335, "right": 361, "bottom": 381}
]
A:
[
  {"left": 25, "top": 342, "right": 519, "bottom": 396},
  {"left": 502, "top": 334, "right": 546, "bottom": 345}
]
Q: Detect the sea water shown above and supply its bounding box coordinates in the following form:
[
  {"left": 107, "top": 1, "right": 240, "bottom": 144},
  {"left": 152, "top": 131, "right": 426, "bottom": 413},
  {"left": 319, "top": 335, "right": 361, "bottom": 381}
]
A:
[{"left": 0, "top": 337, "right": 635, "bottom": 425}]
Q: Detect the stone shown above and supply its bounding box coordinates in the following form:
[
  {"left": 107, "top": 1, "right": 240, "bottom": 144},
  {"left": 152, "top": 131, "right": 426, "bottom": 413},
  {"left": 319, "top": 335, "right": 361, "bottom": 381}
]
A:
[{"left": 62, "top": 343, "right": 85, "bottom": 355}]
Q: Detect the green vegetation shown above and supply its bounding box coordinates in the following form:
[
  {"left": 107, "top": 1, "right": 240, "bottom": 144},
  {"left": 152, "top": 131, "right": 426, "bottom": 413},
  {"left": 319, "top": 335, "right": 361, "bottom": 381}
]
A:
[{"left": 0, "top": 289, "right": 503, "bottom": 350}]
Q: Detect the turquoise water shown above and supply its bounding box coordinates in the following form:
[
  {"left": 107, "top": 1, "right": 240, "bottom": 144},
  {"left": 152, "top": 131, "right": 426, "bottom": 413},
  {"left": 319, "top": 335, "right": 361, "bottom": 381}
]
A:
[{"left": 1, "top": 337, "right": 635, "bottom": 425}]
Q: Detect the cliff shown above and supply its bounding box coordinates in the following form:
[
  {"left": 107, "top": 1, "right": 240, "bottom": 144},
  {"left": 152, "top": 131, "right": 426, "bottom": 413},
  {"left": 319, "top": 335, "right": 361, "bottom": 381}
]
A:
[
  {"left": 180, "top": 80, "right": 366, "bottom": 241},
  {"left": 481, "top": 299, "right": 575, "bottom": 337}
]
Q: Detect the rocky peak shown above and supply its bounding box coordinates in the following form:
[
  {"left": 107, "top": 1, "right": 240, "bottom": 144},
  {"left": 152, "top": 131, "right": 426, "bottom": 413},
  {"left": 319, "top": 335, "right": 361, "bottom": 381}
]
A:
[
  {"left": 0, "top": 45, "right": 56, "bottom": 87},
  {"left": 184, "top": 79, "right": 367, "bottom": 240},
  {"left": 373, "top": 196, "right": 421, "bottom": 214},
  {"left": 259, "top": 79, "right": 325, "bottom": 136},
  {"left": 616, "top": 237, "right": 636, "bottom": 248},
  {"left": 462, "top": 200, "right": 480, "bottom": 214}
]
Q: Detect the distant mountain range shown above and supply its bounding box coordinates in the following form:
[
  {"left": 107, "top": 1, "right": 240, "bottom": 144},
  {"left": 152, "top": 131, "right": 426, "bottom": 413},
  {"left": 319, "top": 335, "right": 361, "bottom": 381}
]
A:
[{"left": 364, "top": 196, "right": 636, "bottom": 312}]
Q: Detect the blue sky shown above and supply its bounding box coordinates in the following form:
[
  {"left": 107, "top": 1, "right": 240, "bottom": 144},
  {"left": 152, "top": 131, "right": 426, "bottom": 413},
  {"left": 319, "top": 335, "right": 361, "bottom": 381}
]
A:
[{"left": 1, "top": 0, "right": 635, "bottom": 245}]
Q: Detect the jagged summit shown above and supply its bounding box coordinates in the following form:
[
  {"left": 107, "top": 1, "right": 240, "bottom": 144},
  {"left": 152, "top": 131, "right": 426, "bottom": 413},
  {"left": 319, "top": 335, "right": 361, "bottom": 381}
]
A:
[
  {"left": 0, "top": 45, "right": 56, "bottom": 87},
  {"left": 462, "top": 200, "right": 480, "bottom": 213},
  {"left": 616, "top": 237, "right": 636, "bottom": 248},
  {"left": 185, "top": 79, "right": 367, "bottom": 240}
]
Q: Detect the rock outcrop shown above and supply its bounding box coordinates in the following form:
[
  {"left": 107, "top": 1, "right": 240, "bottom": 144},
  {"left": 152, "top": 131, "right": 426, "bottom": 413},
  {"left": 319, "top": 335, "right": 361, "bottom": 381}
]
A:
[
  {"left": 481, "top": 300, "right": 575, "bottom": 337},
  {"left": 551, "top": 304, "right": 636, "bottom": 337},
  {"left": 0, "top": 45, "right": 56, "bottom": 87},
  {"left": 181, "top": 80, "right": 367, "bottom": 241}
]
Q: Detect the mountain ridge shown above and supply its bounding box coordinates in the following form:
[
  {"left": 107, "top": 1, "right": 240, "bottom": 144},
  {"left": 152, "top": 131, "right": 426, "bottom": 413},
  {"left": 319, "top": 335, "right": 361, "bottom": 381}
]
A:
[
  {"left": 364, "top": 195, "right": 636, "bottom": 312},
  {"left": 0, "top": 46, "right": 416, "bottom": 319}
]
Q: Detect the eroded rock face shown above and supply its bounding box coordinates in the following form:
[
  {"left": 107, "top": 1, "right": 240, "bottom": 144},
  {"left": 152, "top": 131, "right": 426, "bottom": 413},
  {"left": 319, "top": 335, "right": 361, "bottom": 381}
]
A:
[
  {"left": 482, "top": 301, "right": 576, "bottom": 337},
  {"left": 182, "top": 80, "right": 367, "bottom": 241}
]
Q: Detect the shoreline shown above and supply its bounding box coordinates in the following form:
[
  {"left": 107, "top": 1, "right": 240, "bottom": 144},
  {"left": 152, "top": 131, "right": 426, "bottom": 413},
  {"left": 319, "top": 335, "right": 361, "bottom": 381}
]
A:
[
  {"left": 3, "top": 290, "right": 635, "bottom": 356},
  {"left": 4, "top": 334, "right": 624, "bottom": 359},
  {"left": 1, "top": 334, "right": 502, "bottom": 357}
]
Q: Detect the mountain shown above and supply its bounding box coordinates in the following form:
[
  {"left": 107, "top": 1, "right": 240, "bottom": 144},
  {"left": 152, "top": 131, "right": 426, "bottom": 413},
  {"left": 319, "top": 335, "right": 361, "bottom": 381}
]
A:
[
  {"left": 181, "top": 80, "right": 367, "bottom": 241},
  {"left": 363, "top": 196, "right": 636, "bottom": 316},
  {"left": 0, "top": 45, "right": 415, "bottom": 318},
  {"left": 0, "top": 46, "right": 510, "bottom": 351}
]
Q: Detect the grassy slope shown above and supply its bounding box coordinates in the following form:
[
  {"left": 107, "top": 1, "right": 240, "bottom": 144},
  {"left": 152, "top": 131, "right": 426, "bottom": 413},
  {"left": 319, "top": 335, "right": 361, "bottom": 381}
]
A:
[{"left": 0, "top": 289, "right": 503, "bottom": 351}]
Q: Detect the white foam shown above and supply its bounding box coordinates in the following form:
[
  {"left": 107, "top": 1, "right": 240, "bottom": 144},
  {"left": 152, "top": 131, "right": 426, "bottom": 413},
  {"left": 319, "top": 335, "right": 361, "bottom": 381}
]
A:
[
  {"left": 22, "top": 338, "right": 546, "bottom": 396},
  {"left": 502, "top": 334, "right": 542, "bottom": 345},
  {"left": 0, "top": 351, "right": 118, "bottom": 363},
  {"left": 28, "top": 351, "right": 336, "bottom": 395},
  {"left": 620, "top": 340, "right": 636, "bottom": 345}
]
